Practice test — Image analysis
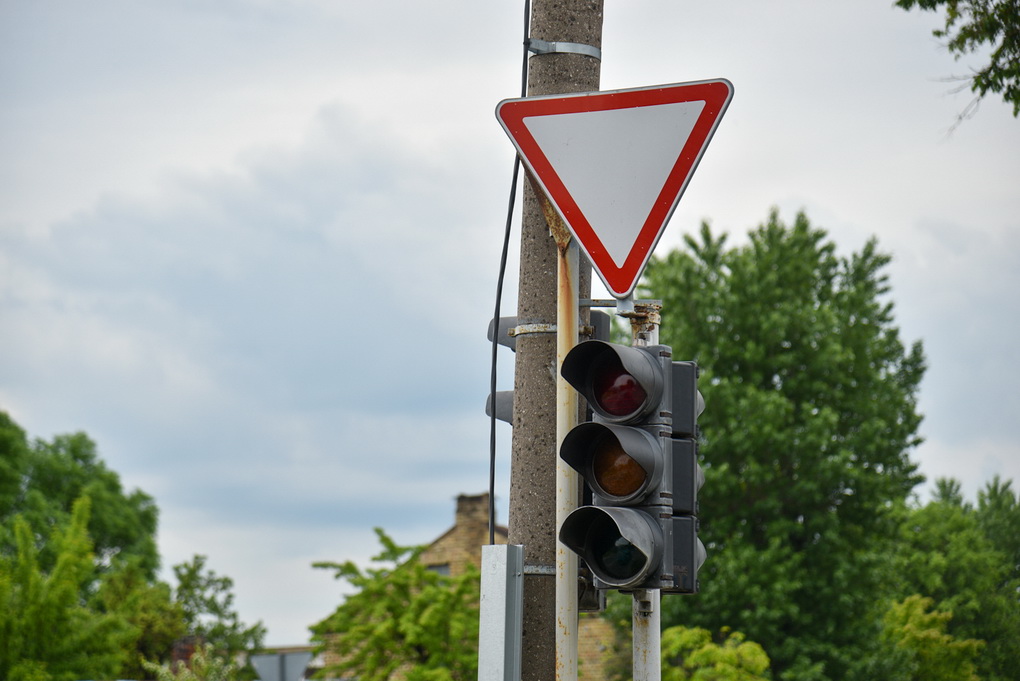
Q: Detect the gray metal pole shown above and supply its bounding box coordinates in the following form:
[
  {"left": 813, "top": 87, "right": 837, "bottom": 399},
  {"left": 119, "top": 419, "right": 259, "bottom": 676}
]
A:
[
  {"left": 507, "top": 3, "right": 602, "bottom": 681},
  {"left": 632, "top": 590, "right": 662, "bottom": 681},
  {"left": 627, "top": 302, "right": 662, "bottom": 681}
]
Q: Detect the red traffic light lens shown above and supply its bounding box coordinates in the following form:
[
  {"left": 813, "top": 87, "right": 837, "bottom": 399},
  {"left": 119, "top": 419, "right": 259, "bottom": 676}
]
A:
[
  {"left": 591, "top": 355, "right": 647, "bottom": 417},
  {"left": 592, "top": 436, "right": 646, "bottom": 498}
]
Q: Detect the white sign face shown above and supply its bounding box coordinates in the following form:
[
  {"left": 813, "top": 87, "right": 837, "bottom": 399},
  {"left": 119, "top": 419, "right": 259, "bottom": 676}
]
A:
[{"left": 497, "top": 80, "right": 733, "bottom": 298}]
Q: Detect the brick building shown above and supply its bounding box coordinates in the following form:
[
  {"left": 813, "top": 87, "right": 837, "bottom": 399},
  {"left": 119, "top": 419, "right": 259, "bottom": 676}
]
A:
[{"left": 420, "top": 492, "right": 507, "bottom": 577}]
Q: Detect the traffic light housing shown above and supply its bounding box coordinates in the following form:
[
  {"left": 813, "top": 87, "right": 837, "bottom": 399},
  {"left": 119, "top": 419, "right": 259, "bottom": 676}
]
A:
[{"left": 558, "top": 340, "right": 705, "bottom": 593}]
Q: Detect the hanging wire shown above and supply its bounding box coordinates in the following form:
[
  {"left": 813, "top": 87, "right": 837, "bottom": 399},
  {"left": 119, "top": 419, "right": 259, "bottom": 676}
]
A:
[{"left": 489, "top": 0, "right": 531, "bottom": 546}]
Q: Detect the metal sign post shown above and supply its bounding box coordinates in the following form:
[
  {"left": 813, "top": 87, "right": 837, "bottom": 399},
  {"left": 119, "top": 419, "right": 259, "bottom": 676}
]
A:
[
  {"left": 626, "top": 302, "right": 662, "bottom": 681},
  {"left": 632, "top": 589, "right": 662, "bottom": 681},
  {"left": 554, "top": 205, "right": 581, "bottom": 681},
  {"left": 479, "top": 544, "right": 525, "bottom": 681}
]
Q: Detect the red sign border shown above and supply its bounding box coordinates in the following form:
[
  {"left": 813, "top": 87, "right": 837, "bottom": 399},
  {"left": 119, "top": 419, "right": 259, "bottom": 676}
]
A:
[{"left": 496, "top": 80, "right": 733, "bottom": 298}]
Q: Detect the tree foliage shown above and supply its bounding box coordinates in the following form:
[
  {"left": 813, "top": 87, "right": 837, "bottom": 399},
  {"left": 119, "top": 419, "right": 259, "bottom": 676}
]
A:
[
  {"left": 0, "top": 419, "right": 159, "bottom": 583},
  {"left": 311, "top": 528, "right": 480, "bottom": 681},
  {"left": 173, "top": 554, "right": 266, "bottom": 664},
  {"left": 888, "top": 478, "right": 1020, "bottom": 681},
  {"left": 880, "top": 595, "right": 983, "bottom": 681},
  {"left": 0, "top": 410, "right": 264, "bottom": 677},
  {"left": 94, "top": 558, "right": 187, "bottom": 679},
  {"left": 0, "top": 413, "right": 31, "bottom": 524},
  {"left": 639, "top": 210, "right": 926, "bottom": 681},
  {"left": 661, "top": 626, "right": 771, "bottom": 681},
  {"left": 143, "top": 642, "right": 242, "bottom": 681},
  {"left": 0, "top": 497, "right": 134, "bottom": 681},
  {"left": 895, "top": 0, "right": 1020, "bottom": 118},
  {"left": 976, "top": 475, "right": 1020, "bottom": 583}
]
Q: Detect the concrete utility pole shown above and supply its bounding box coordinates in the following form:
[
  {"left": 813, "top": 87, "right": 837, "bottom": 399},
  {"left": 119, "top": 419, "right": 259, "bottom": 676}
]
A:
[{"left": 507, "top": 3, "right": 604, "bottom": 681}]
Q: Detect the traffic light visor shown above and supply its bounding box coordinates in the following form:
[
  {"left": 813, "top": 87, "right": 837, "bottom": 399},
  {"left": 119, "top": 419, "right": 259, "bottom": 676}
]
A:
[
  {"left": 560, "top": 423, "right": 662, "bottom": 505},
  {"left": 561, "top": 341, "right": 664, "bottom": 423},
  {"left": 560, "top": 506, "right": 662, "bottom": 588}
]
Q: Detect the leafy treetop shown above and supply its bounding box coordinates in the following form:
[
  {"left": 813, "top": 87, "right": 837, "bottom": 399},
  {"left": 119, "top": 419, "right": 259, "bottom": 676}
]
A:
[
  {"left": 639, "top": 210, "right": 926, "bottom": 681},
  {"left": 896, "top": 0, "right": 1020, "bottom": 118},
  {"left": 310, "top": 528, "right": 480, "bottom": 681}
]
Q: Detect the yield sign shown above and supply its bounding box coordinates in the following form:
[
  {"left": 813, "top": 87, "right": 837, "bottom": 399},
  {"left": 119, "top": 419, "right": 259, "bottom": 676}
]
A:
[{"left": 496, "top": 79, "right": 733, "bottom": 299}]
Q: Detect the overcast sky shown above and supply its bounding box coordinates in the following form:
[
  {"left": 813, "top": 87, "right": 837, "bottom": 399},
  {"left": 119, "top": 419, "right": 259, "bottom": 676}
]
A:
[{"left": 2, "top": 0, "right": 1018, "bottom": 646}]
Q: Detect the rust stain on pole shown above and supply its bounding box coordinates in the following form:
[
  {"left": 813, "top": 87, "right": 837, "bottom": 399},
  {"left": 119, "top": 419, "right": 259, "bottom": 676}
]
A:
[
  {"left": 527, "top": 170, "right": 574, "bottom": 251},
  {"left": 621, "top": 300, "right": 662, "bottom": 346}
]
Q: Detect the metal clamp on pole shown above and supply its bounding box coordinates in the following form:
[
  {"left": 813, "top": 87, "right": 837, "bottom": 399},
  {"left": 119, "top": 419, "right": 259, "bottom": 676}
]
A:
[
  {"left": 523, "top": 563, "right": 557, "bottom": 576},
  {"left": 526, "top": 38, "right": 602, "bottom": 61},
  {"left": 509, "top": 323, "right": 557, "bottom": 337}
]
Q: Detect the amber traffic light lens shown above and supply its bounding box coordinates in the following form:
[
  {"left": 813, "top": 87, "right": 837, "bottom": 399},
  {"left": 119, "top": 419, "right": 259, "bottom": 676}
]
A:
[
  {"left": 592, "top": 436, "right": 646, "bottom": 498},
  {"left": 591, "top": 355, "right": 646, "bottom": 417}
]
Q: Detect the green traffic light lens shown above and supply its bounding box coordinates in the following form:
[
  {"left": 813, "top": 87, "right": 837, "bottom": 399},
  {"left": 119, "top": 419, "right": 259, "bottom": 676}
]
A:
[
  {"left": 589, "top": 517, "right": 645, "bottom": 581},
  {"left": 591, "top": 355, "right": 646, "bottom": 417},
  {"left": 592, "top": 436, "right": 646, "bottom": 498}
]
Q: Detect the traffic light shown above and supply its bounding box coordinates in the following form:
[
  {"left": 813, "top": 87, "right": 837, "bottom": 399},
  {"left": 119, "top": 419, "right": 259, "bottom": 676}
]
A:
[{"left": 558, "top": 340, "right": 706, "bottom": 593}]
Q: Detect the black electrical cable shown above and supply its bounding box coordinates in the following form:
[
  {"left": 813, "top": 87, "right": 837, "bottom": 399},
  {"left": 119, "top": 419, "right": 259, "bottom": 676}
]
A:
[{"left": 489, "top": 0, "right": 531, "bottom": 546}]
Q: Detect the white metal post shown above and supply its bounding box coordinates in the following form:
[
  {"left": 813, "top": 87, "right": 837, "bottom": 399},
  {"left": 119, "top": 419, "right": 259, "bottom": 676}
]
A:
[
  {"left": 479, "top": 544, "right": 524, "bottom": 681},
  {"left": 632, "top": 589, "right": 661, "bottom": 681}
]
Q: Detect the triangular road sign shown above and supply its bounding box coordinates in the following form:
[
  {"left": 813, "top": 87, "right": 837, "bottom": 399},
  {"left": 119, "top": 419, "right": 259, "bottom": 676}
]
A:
[{"left": 496, "top": 79, "right": 733, "bottom": 299}]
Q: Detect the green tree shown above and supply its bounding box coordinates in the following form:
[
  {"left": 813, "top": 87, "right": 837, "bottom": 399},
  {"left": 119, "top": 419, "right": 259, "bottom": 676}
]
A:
[
  {"left": 94, "top": 559, "right": 188, "bottom": 679},
  {"left": 661, "top": 626, "right": 771, "bottom": 681},
  {"left": 1, "top": 412, "right": 263, "bottom": 674},
  {"left": 640, "top": 210, "right": 926, "bottom": 681},
  {"left": 889, "top": 479, "right": 1020, "bottom": 681},
  {"left": 311, "top": 528, "right": 480, "bottom": 681},
  {"left": 975, "top": 475, "right": 1020, "bottom": 582},
  {"left": 173, "top": 554, "right": 266, "bottom": 666},
  {"left": 880, "top": 595, "right": 983, "bottom": 681},
  {"left": 931, "top": 477, "right": 965, "bottom": 505},
  {"left": 143, "top": 642, "right": 241, "bottom": 681},
  {"left": 895, "top": 0, "right": 1020, "bottom": 118},
  {"left": 0, "top": 420, "right": 160, "bottom": 583},
  {"left": 0, "top": 497, "right": 134, "bottom": 681},
  {"left": 0, "top": 413, "right": 31, "bottom": 522}
]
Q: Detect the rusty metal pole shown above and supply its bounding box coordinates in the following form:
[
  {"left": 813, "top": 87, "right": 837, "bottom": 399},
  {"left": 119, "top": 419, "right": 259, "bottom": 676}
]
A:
[
  {"left": 507, "top": 3, "right": 603, "bottom": 681},
  {"left": 555, "top": 226, "right": 580, "bottom": 681}
]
